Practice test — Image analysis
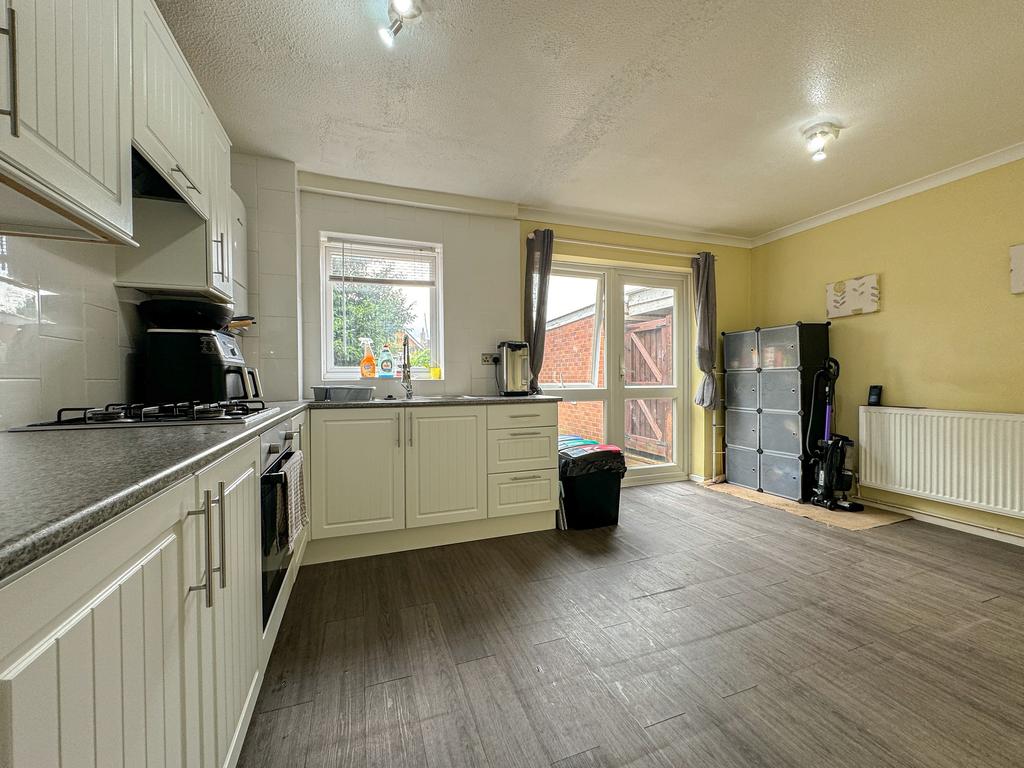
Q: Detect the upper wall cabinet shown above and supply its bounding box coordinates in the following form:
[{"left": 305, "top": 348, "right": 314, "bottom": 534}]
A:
[
  {"left": 133, "top": 0, "right": 210, "bottom": 220},
  {"left": 0, "top": 0, "right": 135, "bottom": 243}
]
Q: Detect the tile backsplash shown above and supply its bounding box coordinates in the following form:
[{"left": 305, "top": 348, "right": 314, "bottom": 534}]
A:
[{"left": 0, "top": 234, "right": 142, "bottom": 428}]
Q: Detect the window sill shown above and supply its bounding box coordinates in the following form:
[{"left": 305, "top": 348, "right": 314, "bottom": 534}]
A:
[{"left": 322, "top": 375, "right": 444, "bottom": 383}]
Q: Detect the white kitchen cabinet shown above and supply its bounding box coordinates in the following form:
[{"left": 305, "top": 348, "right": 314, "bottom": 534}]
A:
[
  {"left": 206, "top": 115, "right": 233, "bottom": 300},
  {"left": 406, "top": 406, "right": 487, "bottom": 528},
  {"left": 133, "top": 0, "right": 210, "bottom": 218},
  {"left": 230, "top": 191, "right": 248, "bottom": 315},
  {"left": 0, "top": 0, "right": 134, "bottom": 243},
  {"left": 486, "top": 402, "right": 558, "bottom": 430},
  {"left": 0, "top": 478, "right": 194, "bottom": 767},
  {"left": 488, "top": 468, "right": 560, "bottom": 518},
  {"left": 311, "top": 408, "right": 406, "bottom": 538},
  {"left": 487, "top": 426, "right": 558, "bottom": 474},
  {"left": 184, "top": 439, "right": 261, "bottom": 768}
]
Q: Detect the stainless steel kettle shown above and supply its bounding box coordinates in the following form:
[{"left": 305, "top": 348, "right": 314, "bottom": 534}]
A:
[{"left": 497, "top": 341, "right": 531, "bottom": 395}]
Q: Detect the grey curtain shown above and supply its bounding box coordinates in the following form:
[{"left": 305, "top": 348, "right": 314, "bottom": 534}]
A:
[
  {"left": 524, "top": 228, "right": 554, "bottom": 393},
  {"left": 691, "top": 251, "right": 717, "bottom": 409}
]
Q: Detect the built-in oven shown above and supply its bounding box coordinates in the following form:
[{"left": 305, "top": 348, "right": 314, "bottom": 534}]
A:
[{"left": 259, "top": 418, "right": 299, "bottom": 628}]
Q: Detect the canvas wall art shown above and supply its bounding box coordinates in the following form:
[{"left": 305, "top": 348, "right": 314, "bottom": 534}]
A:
[
  {"left": 1012, "top": 244, "right": 1024, "bottom": 295},
  {"left": 826, "top": 273, "right": 880, "bottom": 319}
]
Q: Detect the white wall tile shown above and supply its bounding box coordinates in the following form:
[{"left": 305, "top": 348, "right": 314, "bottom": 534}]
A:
[
  {"left": 85, "top": 379, "right": 123, "bottom": 406},
  {"left": 259, "top": 315, "right": 299, "bottom": 359},
  {"left": 230, "top": 154, "right": 258, "bottom": 208},
  {"left": 0, "top": 379, "right": 42, "bottom": 429},
  {"left": 0, "top": 277, "right": 40, "bottom": 379},
  {"left": 257, "top": 157, "right": 297, "bottom": 193},
  {"left": 260, "top": 275, "right": 297, "bottom": 317},
  {"left": 259, "top": 230, "right": 298, "bottom": 276},
  {"left": 257, "top": 189, "right": 298, "bottom": 234},
  {"left": 38, "top": 251, "right": 85, "bottom": 341},
  {"left": 40, "top": 337, "right": 86, "bottom": 418},
  {"left": 85, "top": 305, "right": 120, "bottom": 379}
]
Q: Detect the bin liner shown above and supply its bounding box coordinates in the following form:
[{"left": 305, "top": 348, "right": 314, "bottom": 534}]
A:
[{"left": 558, "top": 444, "right": 627, "bottom": 477}]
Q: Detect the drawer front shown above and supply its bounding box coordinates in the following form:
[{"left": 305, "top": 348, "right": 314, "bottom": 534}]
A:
[
  {"left": 760, "top": 370, "right": 801, "bottom": 412},
  {"left": 758, "top": 325, "right": 800, "bottom": 369},
  {"left": 487, "top": 469, "right": 559, "bottom": 518},
  {"left": 724, "top": 331, "right": 758, "bottom": 371},
  {"left": 759, "top": 411, "right": 803, "bottom": 457},
  {"left": 488, "top": 427, "right": 558, "bottom": 473},
  {"left": 487, "top": 402, "right": 558, "bottom": 430},
  {"left": 725, "top": 409, "right": 759, "bottom": 450},
  {"left": 725, "top": 372, "right": 758, "bottom": 410},
  {"left": 726, "top": 447, "right": 759, "bottom": 490},
  {"left": 760, "top": 453, "right": 803, "bottom": 501}
]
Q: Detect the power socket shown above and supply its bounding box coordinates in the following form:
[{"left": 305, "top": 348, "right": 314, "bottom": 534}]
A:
[{"left": 481, "top": 353, "right": 498, "bottom": 365}]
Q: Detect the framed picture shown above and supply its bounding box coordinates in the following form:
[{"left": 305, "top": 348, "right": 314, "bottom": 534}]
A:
[
  {"left": 826, "top": 273, "right": 880, "bottom": 318},
  {"left": 1012, "top": 244, "right": 1024, "bottom": 295}
]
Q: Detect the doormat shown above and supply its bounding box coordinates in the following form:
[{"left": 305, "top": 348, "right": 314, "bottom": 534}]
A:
[{"left": 704, "top": 482, "right": 909, "bottom": 531}]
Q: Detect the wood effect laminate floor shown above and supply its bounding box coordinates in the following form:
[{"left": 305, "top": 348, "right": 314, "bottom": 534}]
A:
[{"left": 239, "top": 482, "right": 1024, "bottom": 768}]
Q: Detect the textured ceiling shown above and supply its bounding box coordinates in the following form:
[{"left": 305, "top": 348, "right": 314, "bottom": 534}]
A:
[{"left": 157, "top": 0, "right": 1024, "bottom": 238}]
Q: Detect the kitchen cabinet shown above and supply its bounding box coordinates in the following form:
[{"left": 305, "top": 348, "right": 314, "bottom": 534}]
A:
[
  {"left": 488, "top": 468, "right": 560, "bottom": 518},
  {"left": 311, "top": 408, "right": 406, "bottom": 538},
  {"left": 206, "top": 115, "right": 233, "bottom": 300},
  {"left": 406, "top": 406, "right": 487, "bottom": 528},
  {"left": 231, "top": 191, "right": 249, "bottom": 315},
  {"left": 0, "top": 477, "right": 194, "bottom": 766},
  {"left": 487, "top": 426, "right": 558, "bottom": 474},
  {"left": 183, "top": 439, "right": 261, "bottom": 768},
  {"left": 133, "top": 0, "right": 210, "bottom": 219},
  {"left": 0, "top": 0, "right": 134, "bottom": 243}
]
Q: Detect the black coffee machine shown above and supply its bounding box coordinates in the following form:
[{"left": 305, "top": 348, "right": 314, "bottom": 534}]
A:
[{"left": 132, "top": 299, "right": 261, "bottom": 404}]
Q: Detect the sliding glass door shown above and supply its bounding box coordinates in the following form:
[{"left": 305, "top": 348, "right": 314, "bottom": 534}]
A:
[{"left": 540, "top": 264, "right": 689, "bottom": 484}]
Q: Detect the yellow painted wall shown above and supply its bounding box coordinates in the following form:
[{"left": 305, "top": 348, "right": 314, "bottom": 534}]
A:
[
  {"left": 752, "top": 158, "right": 1024, "bottom": 534},
  {"left": 519, "top": 220, "right": 754, "bottom": 480}
]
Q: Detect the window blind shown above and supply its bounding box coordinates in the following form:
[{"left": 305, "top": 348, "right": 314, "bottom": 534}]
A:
[{"left": 325, "top": 239, "right": 438, "bottom": 287}]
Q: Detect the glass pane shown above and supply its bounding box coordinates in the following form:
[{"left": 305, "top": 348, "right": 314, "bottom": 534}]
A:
[
  {"left": 624, "top": 398, "right": 674, "bottom": 468},
  {"left": 539, "top": 274, "right": 605, "bottom": 387},
  {"left": 623, "top": 285, "right": 674, "bottom": 386},
  {"left": 332, "top": 282, "right": 433, "bottom": 369},
  {"left": 557, "top": 401, "right": 605, "bottom": 444}
]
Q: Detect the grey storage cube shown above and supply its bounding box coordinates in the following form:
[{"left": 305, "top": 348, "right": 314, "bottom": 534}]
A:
[
  {"left": 760, "top": 370, "right": 801, "bottom": 412},
  {"left": 725, "top": 409, "right": 758, "bottom": 450},
  {"left": 725, "top": 371, "right": 758, "bottom": 409},
  {"left": 723, "top": 331, "right": 758, "bottom": 370},
  {"left": 726, "top": 447, "right": 759, "bottom": 490},
  {"left": 759, "top": 411, "right": 803, "bottom": 456},
  {"left": 758, "top": 325, "right": 800, "bottom": 369},
  {"left": 760, "top": 453, "right": 803, "bottom": 500}
]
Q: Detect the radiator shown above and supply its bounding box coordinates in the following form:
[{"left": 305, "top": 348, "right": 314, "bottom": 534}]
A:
[{"left": 859, "top": 406, "right": 1024, "bottom": 518}]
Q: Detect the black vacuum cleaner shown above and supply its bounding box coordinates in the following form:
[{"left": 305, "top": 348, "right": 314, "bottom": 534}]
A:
[{"left": 805, "top": 357, "right": 864, "bottom": 511}]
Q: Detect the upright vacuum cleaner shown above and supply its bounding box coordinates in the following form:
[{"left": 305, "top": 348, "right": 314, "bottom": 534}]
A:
[{"left": 805, "top": 357, "right": 863, "bottom": 511}]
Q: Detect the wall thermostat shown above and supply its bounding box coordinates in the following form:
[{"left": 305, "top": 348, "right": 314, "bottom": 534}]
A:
[{"left": 868, "top": 385, "right": 883, "bottom": 406}]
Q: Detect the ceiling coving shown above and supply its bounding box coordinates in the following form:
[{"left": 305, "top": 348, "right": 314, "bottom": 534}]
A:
[{"left": 158, "top": 0, "right": 1024, "bottom": 240}]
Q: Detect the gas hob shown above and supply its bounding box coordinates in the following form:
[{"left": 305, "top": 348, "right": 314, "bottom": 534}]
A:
[{"left": 10, "top": 400, "right": 280, "bottom": 431}]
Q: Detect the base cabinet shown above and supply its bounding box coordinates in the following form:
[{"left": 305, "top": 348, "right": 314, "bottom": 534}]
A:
[{"left": 406, "top": 406, "right": 487, "bottom": 527}]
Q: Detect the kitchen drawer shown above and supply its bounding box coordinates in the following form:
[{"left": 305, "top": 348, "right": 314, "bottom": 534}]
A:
[
  {"left": 487, "top": 402, "right": 557, "bottom": 430},
  {"left": 725, "top": 409, "right": 758, "bottom": 450},
  {"left": 725, "top": 372, "right": 758, "bottom": 410},
  {"left": 724, "top": 330, "right": 759, "bottom": 371},
  {"left": 726, "top": 447, "right": 759, "bottom": 490},
  {"left": 760, "top": 453, "right": 803, "bottom": 501},
  {"left": 487, "top": 469, "right": 559, "bottom": 518},
  {"left": 488, "top": 426, "right": 558, "bottom": 473}
]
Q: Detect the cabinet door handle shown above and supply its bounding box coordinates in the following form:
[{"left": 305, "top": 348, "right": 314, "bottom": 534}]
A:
[
  {"left": 212, "top": 232, "right": 227, "bottom": 278},
  {"left": 216, "top": 481, "right": 227, "bottom": 590},
  {"left": 170, "top": 163, "right": 201, "bottom": 193},
  {"left": 507, "top": 413, "right": 540, "bottom": 419},
  {"left": 0, "top": 8, "right": 18, "bottom": 138},
  {"left": 407, "top": 413, "right": 413, "bottom": 447},
  {"left": 510, "top": 431, "right": 542, "bottom": 437},
  {"left": 510, "top": 474, "right": 542, "bottom": 481},
  {"left": 186, "top": 490, "right": 215, "bottom": 609},
  {"left": 394, "top": 413, "right": 401, "bottom": 447}
]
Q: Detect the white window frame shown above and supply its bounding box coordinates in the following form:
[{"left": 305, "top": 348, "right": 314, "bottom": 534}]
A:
[{"left": 320, "top": 232, "right": 444, "bottom": 381}]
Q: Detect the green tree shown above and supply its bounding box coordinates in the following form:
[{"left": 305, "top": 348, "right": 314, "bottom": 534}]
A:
[{"left": 333, "top": 283, "right": 420, "bottom": 367}]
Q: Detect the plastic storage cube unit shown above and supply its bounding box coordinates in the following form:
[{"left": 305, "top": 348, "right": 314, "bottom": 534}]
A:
[
  {"left": 760, "top": 452, "right": 804, "bottom": 501},
  {"left": 759, "top": 411, "right": 803, "bottom": 456},
  {"left": 725, "top": 409, "right": 758, "bottom": 450},
  {"left": 758, "top": 323, "right": 830, "bottom": 370},
  {"left": 558, "top": 444, "right": 628, "bottom": 529},
  {"left": 725, "top": 447, "right": 759, "bottom": 490},
  {"left": 725, "top": 371, "right": 759, "bottom": 409},
  {"left": 724, "top": 330, "right": 758, "bottom": 371}
]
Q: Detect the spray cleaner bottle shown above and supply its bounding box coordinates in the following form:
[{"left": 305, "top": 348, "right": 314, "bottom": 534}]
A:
[
  {"left": 378, "top": 343, "right": 395, "bottom": 378},
  {"left": 359, "top": 338, "right": 376, "bottom": 378}
]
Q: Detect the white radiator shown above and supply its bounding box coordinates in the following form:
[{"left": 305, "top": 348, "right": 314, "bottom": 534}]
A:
[{"left": 859, "top": 406, "right": 1024, "bottom": 518}]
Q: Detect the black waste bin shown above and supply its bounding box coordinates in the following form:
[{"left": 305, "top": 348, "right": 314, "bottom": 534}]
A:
[{"left": 558, "top": 444, "right": 628, "bottom": 529}]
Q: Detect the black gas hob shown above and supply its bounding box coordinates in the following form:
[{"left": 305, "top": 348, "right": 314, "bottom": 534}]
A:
[{"left": 10, "top": 400, "right": 280, "bottom": 431}]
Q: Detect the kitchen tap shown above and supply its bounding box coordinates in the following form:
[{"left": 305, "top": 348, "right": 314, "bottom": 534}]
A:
[{"left": 401, "top": 334, "right": 413, "bottom": 399}]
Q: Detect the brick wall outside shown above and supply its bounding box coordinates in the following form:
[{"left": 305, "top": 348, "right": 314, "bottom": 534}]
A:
[
  {"left": 558, "top": 401, "right": 606, "bottom": 443},
  {"left": 539, "top": 314, "right": 605, "bottom": 387}
]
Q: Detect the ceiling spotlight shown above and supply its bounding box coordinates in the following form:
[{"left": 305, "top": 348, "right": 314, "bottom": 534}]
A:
[
  {"left": 390, "top": 0, "right": 416, "bottom": 15},
  {"left": 803, "top": 122, "right": 840, "bottom": 161},
  {"left": 378, "top": 16, "right": 402, "bottom": 46}
]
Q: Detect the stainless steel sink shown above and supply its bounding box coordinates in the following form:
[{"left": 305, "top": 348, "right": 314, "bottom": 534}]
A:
[{"left": 374, "top": 395, "right": 485, "bottom": 403}]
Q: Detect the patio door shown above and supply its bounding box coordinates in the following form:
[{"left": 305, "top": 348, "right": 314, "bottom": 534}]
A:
[{"left": 539, "top": 265, "right": 689, "bottom": 485}]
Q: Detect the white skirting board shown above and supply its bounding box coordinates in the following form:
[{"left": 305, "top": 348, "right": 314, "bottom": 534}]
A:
[{"left": 856, "top": 495, "right": 1024, "bottom": 548}]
